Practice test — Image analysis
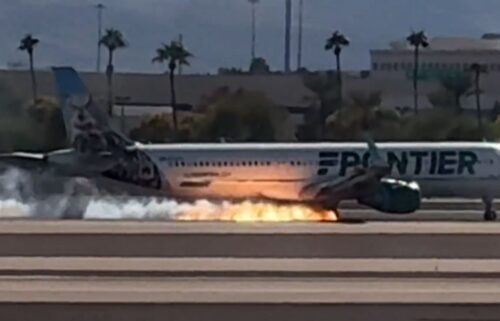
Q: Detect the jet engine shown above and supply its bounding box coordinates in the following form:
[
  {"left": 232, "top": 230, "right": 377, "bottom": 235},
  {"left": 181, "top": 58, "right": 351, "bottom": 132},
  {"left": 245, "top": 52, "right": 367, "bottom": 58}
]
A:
[{"left": 357, "top": 178, "right": 421, "bottom": 214}]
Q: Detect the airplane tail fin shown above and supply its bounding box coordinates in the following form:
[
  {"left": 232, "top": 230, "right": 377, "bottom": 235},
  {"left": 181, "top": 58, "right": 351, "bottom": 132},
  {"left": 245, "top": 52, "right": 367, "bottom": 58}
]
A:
[
  {"left": 51, "top": 67, "right": 164, "bottom": 190},
  {"left": 52, "top": 67, "right": 132, "bottom": 154}
]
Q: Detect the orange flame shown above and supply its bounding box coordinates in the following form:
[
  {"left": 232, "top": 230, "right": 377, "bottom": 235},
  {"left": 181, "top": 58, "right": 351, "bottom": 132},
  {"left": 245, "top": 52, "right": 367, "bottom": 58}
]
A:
[{"left": 177, "top": 201, "right": 338, "bottom": 223}]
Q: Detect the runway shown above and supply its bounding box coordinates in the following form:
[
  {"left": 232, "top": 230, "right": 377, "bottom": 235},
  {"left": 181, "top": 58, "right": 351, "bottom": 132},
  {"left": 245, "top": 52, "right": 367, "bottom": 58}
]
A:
[
  {"left": 1, "top": 265, "right": 500, "bottom": 320},
  {"left": 0, "top": 220, "right": 499, "bottom": 258},
  {"left": 2, "top": 204, "right": 500, "bottom": 321},
  {"left": 2, "top": 276, "right": 500, "bottom": 304},
  {"left": 2, "top": 255, "right": 500, "bottom": 321}
]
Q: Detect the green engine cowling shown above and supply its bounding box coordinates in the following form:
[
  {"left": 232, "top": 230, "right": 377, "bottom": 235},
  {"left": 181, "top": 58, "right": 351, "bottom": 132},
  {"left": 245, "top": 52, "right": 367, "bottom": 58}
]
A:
[{"left": 357, "top": 179, "right": 421, "bottom": 214}]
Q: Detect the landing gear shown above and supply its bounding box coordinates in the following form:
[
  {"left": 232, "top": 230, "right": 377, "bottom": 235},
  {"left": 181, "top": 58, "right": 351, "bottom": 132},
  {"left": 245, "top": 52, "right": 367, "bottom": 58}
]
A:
[{"left": 483, "top": 197, "right": 497, "bottom": 222}]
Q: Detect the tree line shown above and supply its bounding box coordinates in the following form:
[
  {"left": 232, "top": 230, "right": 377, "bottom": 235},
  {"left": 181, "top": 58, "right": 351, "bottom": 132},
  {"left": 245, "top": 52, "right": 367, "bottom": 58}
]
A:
[
  {"left": 10, "top": 28, "right": 498, "bottom": 149},
  {"left": 17, "top": 30, "right": 192, "bottom": 136}
]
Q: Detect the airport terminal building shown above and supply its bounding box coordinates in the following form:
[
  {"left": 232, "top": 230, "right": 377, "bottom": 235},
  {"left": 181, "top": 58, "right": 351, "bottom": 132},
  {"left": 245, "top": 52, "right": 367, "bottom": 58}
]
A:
[{"left": 371, "top": 34, "right": 500, "bottom": 77}]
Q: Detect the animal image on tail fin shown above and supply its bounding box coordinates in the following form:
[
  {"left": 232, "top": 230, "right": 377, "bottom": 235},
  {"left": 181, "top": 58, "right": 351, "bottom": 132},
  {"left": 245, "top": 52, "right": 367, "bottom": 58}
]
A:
[
  {"left": 52, "top": 67, "right": 165, "bottom": 190},
  {"left": 52, "top": 67, "right": 129, "bottom": 154}
]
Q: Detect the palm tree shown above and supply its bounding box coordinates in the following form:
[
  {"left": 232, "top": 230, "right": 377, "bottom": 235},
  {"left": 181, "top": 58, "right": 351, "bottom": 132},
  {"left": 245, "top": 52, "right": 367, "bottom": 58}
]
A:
[
  {"left": 325, "top": 31, "right": 350, "bottom": 110},
  {"left": 438, "top": 72, "right": 473, "bottom": 109},
  {"left": 301, "top": 71, "right": 338, "bottom": 139},
  {"left": 18, "top": 34, "right": 40, "bottom": 103},
  {"left": 326, "top": 91, "right": 400, "bottom": 141},
  {"left": 100, "top": 29, "right": 127, "bottom": 115},
  {"left": 469, "top": 63, "right": 488, "bottom": 132},
  {"left": 406, "top": 30, "right": 429, "bottom": 114},
  {"left": 153, "top": 41, "right": 192, "bottom": 132}
]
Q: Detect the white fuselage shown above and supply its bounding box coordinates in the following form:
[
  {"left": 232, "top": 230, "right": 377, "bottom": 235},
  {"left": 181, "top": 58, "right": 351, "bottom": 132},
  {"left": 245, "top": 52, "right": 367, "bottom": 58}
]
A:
[{"left": 139, "top": 142, "right": 500, "bottom": 202}]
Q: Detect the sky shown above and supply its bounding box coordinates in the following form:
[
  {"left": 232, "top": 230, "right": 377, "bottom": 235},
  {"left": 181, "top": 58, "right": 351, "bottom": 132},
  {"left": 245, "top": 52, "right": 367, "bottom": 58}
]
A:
[{"left": 2, "top": 0, "right": 500, "bottom": 74}]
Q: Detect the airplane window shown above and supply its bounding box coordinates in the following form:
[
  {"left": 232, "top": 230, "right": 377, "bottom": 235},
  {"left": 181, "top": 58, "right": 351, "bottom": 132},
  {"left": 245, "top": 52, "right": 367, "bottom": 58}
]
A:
[
  {"left": 267, "top": 161, "right": 271, "bottom": 166},
  {"left": 217, "top": 162, "right": 222, "bottom": 167},
  {"left": 175, "top": 162, "right": 179, "bottom": 167},
  {"left": 297, "top": 161, "right": 302, "bottom": 166},
  {"left": 242, "top": 162, "right": 247, "bottom": 166},
  {"left": 181, "top": 162, "right": 186, "bottom": 167},
  {"left": 290, "top": 161, "right": 295, "bottom": 166}
]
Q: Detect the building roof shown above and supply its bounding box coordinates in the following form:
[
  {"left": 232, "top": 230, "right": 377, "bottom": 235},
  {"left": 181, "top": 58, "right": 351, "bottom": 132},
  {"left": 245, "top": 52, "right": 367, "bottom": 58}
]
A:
[
  {"left": 0, "top": 70, "right": 316, "bottom": 109},
  {"left": 2, "top": 68, "right": 500, "bottom": 111},
  {"left": 389, "top": 36, "right": 500, "bottom": 51},
  {"left": 0, "top": 69, "right": 367, "bottom": 111}
]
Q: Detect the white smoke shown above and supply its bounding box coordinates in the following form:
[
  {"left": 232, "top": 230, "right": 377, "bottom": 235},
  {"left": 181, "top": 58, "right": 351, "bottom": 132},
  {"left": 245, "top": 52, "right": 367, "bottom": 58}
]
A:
[
  {"left": 0, "top": 166, "right": 229, "bottom": 221},
  {"left": 0, "top": 168, "right": 34, "bottom": 218},
  {"left": 0, "top": 166, "right": 330, "bottom": 222},
  {"left": 84, "top": 197, "right": 182, "bottom": 220}
]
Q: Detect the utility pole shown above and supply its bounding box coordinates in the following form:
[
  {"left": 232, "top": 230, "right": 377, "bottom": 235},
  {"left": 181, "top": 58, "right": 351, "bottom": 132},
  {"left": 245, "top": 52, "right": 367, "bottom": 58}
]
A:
[
  {"left": 95, "top": 3, "right": 105, "bottom": 72},
  {"left": 284, "top": 0, "right": 292, "bottom": 72},
  {"left": 296, "top": 0, "right": 303, "bottom": 70}
]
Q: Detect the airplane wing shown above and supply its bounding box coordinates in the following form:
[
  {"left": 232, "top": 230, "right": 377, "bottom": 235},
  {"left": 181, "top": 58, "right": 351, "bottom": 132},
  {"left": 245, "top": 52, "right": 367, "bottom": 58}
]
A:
[
  {"left": 0, "top": 152, "right": 48, "bottom": 172},
  {"left": 0, "top": 149, "right": 119, "bottom": 177}
]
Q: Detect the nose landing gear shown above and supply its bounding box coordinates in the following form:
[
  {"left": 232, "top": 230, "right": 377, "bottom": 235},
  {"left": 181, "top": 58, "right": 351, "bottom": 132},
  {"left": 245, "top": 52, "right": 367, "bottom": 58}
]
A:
[{"left": 483, "top": 197, "right": 497, "bottom": 222}]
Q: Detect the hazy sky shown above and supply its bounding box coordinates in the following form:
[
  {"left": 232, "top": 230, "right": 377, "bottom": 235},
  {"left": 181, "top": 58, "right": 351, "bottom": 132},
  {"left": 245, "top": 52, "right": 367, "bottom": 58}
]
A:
[{"left": 2, "top": 0, "right": 500, "bottom": 74}]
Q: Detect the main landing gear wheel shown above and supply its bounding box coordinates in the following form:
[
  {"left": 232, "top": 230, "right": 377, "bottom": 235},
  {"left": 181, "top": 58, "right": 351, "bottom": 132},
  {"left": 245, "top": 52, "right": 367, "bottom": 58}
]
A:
[
  {"left": 484, "top": 210, "right": 497, "bottom": 222},
  {"left": 483, "top": 196, "right": 497, "bottom": 222}
]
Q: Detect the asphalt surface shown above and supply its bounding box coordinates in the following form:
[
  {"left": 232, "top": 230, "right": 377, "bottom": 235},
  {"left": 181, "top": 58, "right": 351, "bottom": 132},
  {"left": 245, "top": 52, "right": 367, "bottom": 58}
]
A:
[
  {"left": 2, "top": 205, "right": 500, "bottom": 321},
  {"left": 1, "top": 274, "right": 500, "bottom": 321},
  {"left": 0, "top": 220, "right": 499, "bottom": 258},
  {"left": 2, "top": 276, "right": 500, "bottom": 304}
]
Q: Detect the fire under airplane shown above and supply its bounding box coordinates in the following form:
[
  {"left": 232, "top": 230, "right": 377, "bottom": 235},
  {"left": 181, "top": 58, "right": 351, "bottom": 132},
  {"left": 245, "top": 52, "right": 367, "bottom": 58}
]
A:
[{"left": 0, "top": 67, "right": 499, "bottom": 221}]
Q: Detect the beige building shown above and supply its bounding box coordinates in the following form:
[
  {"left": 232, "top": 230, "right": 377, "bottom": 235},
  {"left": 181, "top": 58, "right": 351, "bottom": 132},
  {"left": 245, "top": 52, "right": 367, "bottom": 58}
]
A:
[
  {"left": 371, "top": 34, "right": 500, "bottom": 76},
  {"left": 370, "top": 34, "right": 500, "bottom": 110}
]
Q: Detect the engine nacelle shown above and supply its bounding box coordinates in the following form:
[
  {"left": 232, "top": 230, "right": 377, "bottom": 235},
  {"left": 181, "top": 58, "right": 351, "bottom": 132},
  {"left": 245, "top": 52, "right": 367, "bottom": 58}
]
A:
[{"left": 357, "top": 179, "right": 421, "bottom": 214}]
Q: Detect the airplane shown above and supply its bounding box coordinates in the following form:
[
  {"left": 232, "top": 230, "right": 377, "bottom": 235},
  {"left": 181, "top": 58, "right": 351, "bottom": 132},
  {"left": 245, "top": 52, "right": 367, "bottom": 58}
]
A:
[{"left": 0, "top": 66, "right": 498, "bottom": 221}]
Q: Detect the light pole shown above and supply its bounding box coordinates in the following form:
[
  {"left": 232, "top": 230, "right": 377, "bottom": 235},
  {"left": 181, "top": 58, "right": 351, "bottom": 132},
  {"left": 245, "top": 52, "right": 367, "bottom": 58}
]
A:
[
  {"left": 297, "top": 0, "right": 303, "bottom": 70},
  {"left": 284, "top": 0, "right": 292, "bottom": 72},
  {"left": 95, "top": 3, "right": 105, "bottom": 72},
  {"left": 248, "top": 0, "right": 259, "bottom": 61}
]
